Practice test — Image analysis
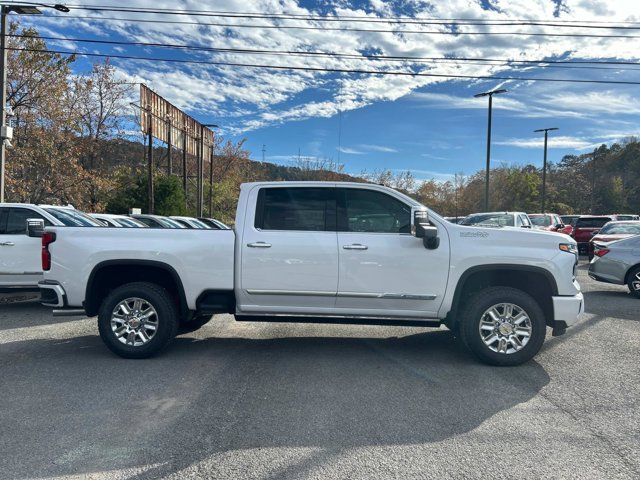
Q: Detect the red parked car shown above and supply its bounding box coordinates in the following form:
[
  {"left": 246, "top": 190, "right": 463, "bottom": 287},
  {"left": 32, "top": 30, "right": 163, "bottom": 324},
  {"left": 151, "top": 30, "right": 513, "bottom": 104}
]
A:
[
  {"left": 588, "top": 221, "right": 640, "bottom": 259},
  {"left": 529, "top": 213, "right": 565, "bottom": 232},
  {"left": 572, "top": 216, "right": 613, "bottom": 254}
]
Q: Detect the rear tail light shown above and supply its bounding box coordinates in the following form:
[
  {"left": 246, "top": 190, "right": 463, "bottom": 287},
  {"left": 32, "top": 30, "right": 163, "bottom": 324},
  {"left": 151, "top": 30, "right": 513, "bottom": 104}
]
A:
[
  {"left": 594, "top": 248, "right": 609, "bottom": 257},
  {"left": 42, "top": 232, "right": 56, "bottom": 271}
]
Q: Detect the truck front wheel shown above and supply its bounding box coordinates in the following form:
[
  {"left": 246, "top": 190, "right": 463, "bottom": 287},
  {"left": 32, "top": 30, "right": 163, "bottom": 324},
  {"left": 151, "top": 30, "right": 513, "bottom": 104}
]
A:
[
  {"left": 459, "top": 287, "right": 546, "bottom": 366},
  {"left": 97, "top": 282, "right": 179, "bottom": 359}
]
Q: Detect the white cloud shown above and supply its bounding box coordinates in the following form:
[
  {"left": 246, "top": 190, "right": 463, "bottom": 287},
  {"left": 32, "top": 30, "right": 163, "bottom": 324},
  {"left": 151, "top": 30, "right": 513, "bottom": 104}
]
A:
[
  {"left": 33, "top": 0, "right": 640, "bottom": 133},
  {"left": 358, "top": 144, "right": 398, "bottom": 152},
  {"left": 495, "top": 136, "right": 595, "bottom": 149},
  {"left": 337, "top": 146, "right": 365, "bottom": 155}
]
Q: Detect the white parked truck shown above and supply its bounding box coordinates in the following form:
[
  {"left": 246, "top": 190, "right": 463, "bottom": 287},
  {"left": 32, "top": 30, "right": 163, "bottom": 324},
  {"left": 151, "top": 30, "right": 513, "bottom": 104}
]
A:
[{"left": 36, "top": 182, "right": 584, "bottom": 365}]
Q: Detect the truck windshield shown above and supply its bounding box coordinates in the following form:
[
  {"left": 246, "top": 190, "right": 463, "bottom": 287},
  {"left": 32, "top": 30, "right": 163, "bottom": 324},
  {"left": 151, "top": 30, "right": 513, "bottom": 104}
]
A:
[
  {"left": 44, "top": 208, "right": 103, "bottom": 227},
  {"left": 529, "top": 215, "right": 553, "bottom": 227}
]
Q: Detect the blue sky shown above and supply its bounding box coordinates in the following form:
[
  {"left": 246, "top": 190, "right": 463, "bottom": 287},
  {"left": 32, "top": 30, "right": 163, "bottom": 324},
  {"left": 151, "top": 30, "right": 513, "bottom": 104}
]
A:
[{"left": 13, "top": 0, "right": 640, "bottom": 182}]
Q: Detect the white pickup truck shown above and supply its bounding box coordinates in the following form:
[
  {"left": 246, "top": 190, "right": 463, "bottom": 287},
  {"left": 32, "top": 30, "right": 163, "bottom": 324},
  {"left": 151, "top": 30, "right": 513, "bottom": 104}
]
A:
[{"left": 36, "top": 182, "right": 584, "bottom": 365}]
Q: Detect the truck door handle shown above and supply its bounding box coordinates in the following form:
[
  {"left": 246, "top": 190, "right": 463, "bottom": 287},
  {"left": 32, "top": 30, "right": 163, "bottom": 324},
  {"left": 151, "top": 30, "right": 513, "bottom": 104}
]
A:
[
  {"left": 247, "top": 242, "right": 271, "bottom": 248},
  {"left": 343, "top": 244, "right": 368, "bottom": 250},
  {"left": 0, "top": 242, "right": 15, "bottom": 246}
]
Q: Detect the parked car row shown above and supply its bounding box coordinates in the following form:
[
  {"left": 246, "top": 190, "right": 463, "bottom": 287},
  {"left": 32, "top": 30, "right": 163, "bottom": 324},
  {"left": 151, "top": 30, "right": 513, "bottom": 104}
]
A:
[{"left": 0, "top": 202, "right": 229, "bottom": 292}]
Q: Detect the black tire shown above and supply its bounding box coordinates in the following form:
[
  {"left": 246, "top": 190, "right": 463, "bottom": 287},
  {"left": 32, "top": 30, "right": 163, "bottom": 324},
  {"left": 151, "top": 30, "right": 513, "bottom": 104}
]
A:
[
  {"left": 98, "top": 282, "right": 178, "bottom": 359},
  {"left": 458, "top": 287, "right": 546, "bottom": 366},
  {"left": 178, "top": 314, "right": 213, "bottom": 334},
  {"left": 627, "top": 266, "right": 640, "bottom": 299}
]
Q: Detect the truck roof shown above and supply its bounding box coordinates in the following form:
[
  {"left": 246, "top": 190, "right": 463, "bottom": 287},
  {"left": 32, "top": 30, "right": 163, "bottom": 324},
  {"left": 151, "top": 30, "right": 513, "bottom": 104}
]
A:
[{"left": 239, "top": 181, "right": 422, "bottom": 207}]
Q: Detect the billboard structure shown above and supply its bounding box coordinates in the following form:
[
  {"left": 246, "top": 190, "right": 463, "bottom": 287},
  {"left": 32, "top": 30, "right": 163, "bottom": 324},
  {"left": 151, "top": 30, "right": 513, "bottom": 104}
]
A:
[{"left": 139, "top": 84, "right": 216, "bottom": 215}]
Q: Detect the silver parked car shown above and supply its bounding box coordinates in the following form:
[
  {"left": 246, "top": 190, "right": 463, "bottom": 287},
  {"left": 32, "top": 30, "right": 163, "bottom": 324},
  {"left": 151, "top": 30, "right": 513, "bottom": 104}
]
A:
[{"left": 588, "top": 235, "right": 640, "bottom": 298}]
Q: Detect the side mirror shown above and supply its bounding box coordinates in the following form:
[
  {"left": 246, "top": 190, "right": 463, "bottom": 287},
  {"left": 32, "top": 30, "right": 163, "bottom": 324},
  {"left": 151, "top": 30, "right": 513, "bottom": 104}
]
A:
[
  {"left": 411, "top": 207, "right": 439, "bottom": 249},
  {"left": 27, "top": 218, "right": 45, "bottom": 238},
  {"left": 412, "top": 207, "right": 429, "bottom": 238},
  {"left": 555, "top": 223, "right": 565, "bottom": 229}
]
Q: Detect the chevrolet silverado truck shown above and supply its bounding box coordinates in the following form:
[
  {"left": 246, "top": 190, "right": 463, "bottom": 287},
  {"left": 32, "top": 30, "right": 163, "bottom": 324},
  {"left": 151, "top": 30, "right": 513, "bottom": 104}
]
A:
[{"left": 35, "top": 182, "right": 584, "bottom": 366}]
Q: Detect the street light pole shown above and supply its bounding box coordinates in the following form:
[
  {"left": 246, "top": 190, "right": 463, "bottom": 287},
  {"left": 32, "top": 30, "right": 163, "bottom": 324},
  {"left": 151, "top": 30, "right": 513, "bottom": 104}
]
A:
[
  {"left": 0, "top": 3, "right": 69, "bottom": 203},
  {"left": 474, "top": 88, "right": 506, "bottom": 211},
  {"left": 0, "top": 6, "right": 8, "bottom": 203},
  {"left": 533, "top": 127, "right": 559, "bottom": 212}
]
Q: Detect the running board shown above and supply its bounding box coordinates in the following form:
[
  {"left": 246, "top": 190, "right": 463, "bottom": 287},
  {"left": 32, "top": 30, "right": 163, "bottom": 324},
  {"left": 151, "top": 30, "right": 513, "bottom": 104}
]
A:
[
  {"left": 234, "top": 315, "right": 441, "bottom": 328},
  {"left": 53, "top": 309, "right": 86, "bottom": 317}
]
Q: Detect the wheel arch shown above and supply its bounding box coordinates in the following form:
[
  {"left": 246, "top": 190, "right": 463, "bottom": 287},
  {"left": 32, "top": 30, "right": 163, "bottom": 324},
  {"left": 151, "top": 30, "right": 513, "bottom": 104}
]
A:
[
  {"left": 448, "top": 264, "right": 558, "bottom": 328},
  {"left": 84, "top": 260, "right": 188, "bottom": 319},
  {"left": 623, "top": 263, "right": 640, "bottom": 285}
]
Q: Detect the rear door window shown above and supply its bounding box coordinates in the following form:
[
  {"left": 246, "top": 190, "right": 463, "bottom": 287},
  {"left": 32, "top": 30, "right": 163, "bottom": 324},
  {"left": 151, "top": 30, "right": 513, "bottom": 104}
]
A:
[{"left": 255, "top": 187, "right": 335, "bottom": 231}]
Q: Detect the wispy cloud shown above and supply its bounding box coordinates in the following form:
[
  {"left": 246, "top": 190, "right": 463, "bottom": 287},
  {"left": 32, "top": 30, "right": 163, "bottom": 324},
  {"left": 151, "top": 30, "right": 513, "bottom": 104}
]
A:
[
  {"left": 495, "top": 136, "right": 595, "bottom": 149},
  {"left": 337, "top": 146, "right": 364, "bottom": 155},
  {"left": 360, "top": 144, "right": 398, "bottom": 153}
]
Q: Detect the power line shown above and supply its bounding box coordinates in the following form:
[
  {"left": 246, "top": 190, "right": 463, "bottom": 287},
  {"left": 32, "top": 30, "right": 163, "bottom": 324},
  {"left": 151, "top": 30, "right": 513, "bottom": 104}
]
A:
[
  {"left": 9, "top": 46, "right": 640, "bottom": 85},
  {"left": 28, "top": 3, "right": 640, "bottom": 29},
  {"left": 33, "top": 14, "right": 640, "bottom": 39},
  {"left": 14, "top": 34, "right": 640, "bottom": 72}
]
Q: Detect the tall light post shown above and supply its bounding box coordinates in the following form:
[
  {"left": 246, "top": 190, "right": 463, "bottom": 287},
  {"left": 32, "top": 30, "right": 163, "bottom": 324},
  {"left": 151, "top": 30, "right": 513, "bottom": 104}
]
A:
[
  {"left": 474, "top": 88, "right": 506, "bottom": 211},
  {"left": 533, "top": 127, "right": 559, "bottom": 212},
  {"left": 0, "top": 3, "right": 69, "bottom": 202}
]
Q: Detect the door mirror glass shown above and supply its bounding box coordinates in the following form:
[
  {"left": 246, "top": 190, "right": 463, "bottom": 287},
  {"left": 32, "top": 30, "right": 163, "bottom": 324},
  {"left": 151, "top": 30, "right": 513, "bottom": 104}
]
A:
[
  {"left": 411, "top": 207, "right": 439, "bottom": 249},
  {"left": 26, "top": 218, "right": 45, "bottom": 238},
  {"left": 411, "top": 207, "right": 429, "bottom": 238}
]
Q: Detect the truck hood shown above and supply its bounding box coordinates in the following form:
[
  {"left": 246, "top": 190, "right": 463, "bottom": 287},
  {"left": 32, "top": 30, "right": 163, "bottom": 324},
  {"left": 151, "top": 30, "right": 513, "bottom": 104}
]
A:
[{"left": 447, "top": 223, "right": 575, "bottom": 248}]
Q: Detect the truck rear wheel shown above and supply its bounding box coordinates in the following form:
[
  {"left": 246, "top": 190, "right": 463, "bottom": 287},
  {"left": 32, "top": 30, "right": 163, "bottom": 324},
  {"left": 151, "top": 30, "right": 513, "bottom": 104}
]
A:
[
  {"left": 458, "top": 287, "right": 546, "bottom": 366},
  {"left": 97, "top": 282, "right": 178, "bottom": 359}
]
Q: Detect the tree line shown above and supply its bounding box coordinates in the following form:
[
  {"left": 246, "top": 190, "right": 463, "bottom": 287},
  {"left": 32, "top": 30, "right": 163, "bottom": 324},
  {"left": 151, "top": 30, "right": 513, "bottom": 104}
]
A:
[{"left": 5, "top": 23, "right": 640, "bottom": 223}]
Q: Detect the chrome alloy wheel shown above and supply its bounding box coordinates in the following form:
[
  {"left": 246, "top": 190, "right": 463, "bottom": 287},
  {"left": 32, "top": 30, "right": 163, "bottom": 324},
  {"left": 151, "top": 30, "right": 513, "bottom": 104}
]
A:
[
  {"left": 632, "top": 272, "right": 640, "bottom": 291},
  {"left": 111, "top": 297, "right": 159, "bottom": 347},
  {"left": 479, "top": 303, "right": 532, "bottom": 354}
]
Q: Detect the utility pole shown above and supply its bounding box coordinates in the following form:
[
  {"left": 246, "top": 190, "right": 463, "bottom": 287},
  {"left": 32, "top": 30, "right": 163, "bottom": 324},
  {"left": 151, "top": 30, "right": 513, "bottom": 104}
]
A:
[
  {"left": 262, "top": 144, "right": 266, "bottom": 163},
  {"left": 197, "top": 125, "right": 204, "bottom": 217},
  {"left": 591, "top": 150, "right": 597, "bottom": 214},
  {"left": 0, "top": 6, "right": 8, "bottom": 203},
  {"left": 534, "top": 127, "right": 559, "bottom": 213},
  {"left": 147, "top": 114, "right": 154, "bottom": 214},
  {"left": 182, "top": 127, "right": 187, "bottom": 208},
  {"left": 209, "top": 147, "right": 214, "bottom": 217},
  {"left": 474, "top": 88, "right": 507, "bottom": 211},
  {"left": 166, "top": 117, "right": 172, "bottom": 175},
  {"left": 201, "top": 124, "right": 218, "bottom": 218}
]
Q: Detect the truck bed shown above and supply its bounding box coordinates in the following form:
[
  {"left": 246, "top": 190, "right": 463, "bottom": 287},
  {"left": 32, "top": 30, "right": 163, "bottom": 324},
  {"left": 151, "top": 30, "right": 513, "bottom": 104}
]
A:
[{"left": 45, "top": 227, "right": 235, "bottom": 310}]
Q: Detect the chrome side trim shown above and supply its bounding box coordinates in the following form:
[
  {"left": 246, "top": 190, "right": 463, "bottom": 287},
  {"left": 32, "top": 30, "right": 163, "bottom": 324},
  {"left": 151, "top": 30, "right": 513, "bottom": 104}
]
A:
[
  {"left": 246, "top": 289, "right": 336, "bottom": 297},
  {"left": 339, "top": 292, "right": 437, "bottom": 300},
  {"left": 246, "top": 289, "right": 436, "bottom": 300},
  {"left": 0, "top": 271, "right": 42, "bottom": 275}
]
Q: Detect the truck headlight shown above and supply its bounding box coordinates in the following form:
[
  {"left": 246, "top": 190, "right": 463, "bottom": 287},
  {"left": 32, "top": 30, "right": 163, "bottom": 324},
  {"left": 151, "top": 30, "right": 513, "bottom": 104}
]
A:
[{"left": 559, "top": 243, "right": 578, "bottom": 255}]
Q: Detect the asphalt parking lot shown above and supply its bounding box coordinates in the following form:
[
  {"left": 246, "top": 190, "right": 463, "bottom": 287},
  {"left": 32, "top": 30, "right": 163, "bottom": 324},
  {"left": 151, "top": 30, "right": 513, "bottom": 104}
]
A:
[{"left": 1, "top": 261, "right": 639, "bottom": 480}]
